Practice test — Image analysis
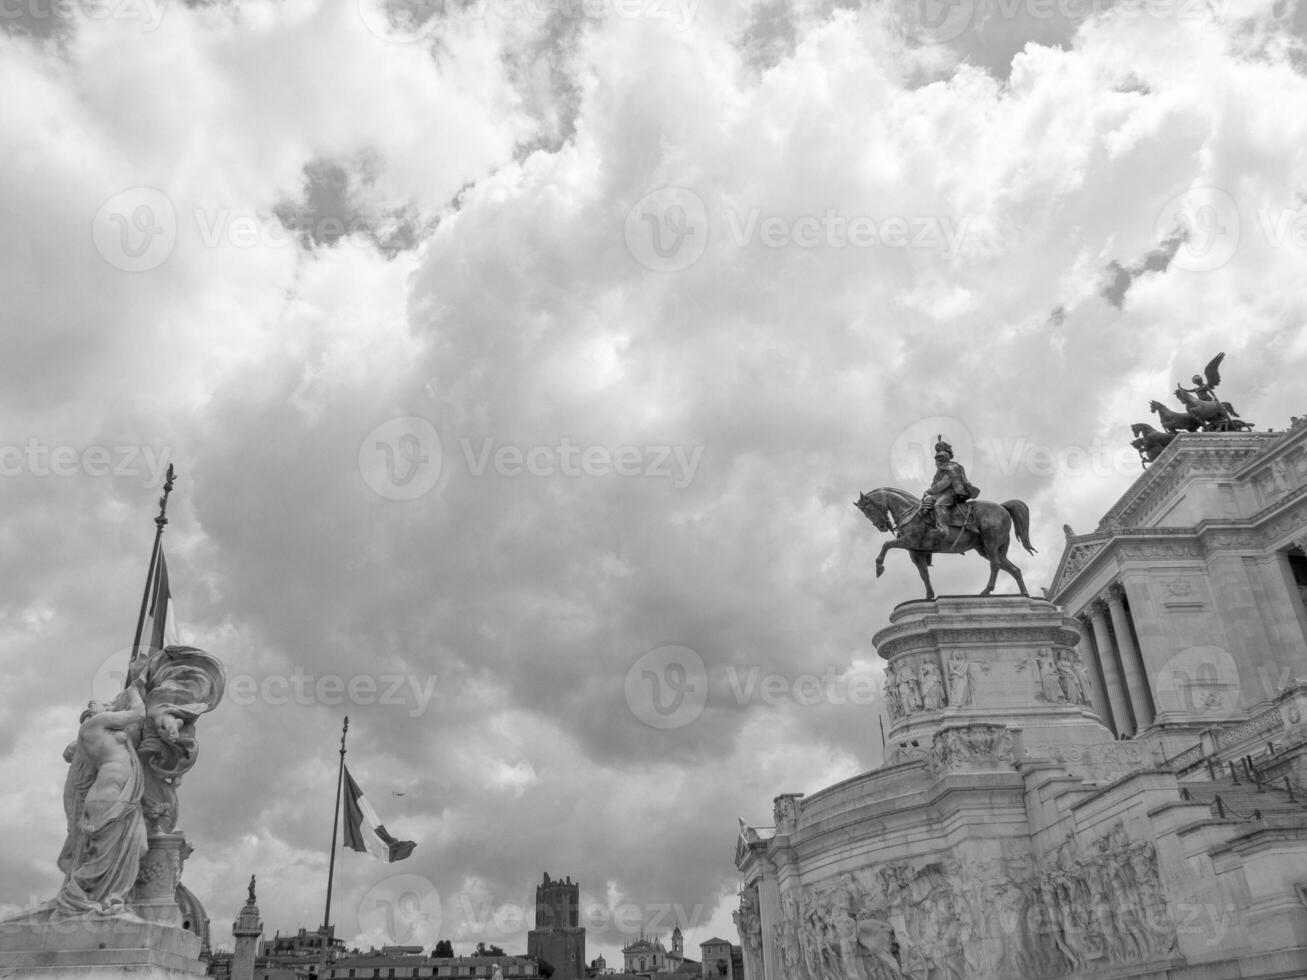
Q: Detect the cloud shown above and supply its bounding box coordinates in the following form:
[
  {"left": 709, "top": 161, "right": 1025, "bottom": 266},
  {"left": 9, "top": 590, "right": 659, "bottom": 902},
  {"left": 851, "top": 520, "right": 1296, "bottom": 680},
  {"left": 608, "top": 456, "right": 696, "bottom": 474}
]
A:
[{"left": 1, "top": 0, "right": 1306, "bottom": 968}]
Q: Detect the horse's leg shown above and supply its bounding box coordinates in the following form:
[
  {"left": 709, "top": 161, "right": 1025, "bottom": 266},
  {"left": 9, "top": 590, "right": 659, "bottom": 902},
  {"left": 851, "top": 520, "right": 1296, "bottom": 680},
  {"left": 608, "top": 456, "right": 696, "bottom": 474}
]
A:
[
  {"left": 979, "top": 555, "right": 1001, "bottom": 596},
  {"left": 995, "top": 543, "right": 1028, "bottom": 596},
  {"left": 875, "top": 539, "right": 908, "bottom": 579},
  {"left": 973, "top": 517, "right": 1030, "bottom": 597},
  {"left": 911, "top": 551, "right": 934, "bottom": 600},
  {"left": 971, "top": 525, "right": 1004, "bottom": 596}
]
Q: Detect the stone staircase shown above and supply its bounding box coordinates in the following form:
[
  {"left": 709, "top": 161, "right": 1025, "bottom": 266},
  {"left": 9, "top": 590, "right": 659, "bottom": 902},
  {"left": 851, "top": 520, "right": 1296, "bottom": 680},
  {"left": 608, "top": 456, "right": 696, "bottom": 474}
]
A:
[{"left": 1178, "top": 774, "right": 1307, "bottom": 821}]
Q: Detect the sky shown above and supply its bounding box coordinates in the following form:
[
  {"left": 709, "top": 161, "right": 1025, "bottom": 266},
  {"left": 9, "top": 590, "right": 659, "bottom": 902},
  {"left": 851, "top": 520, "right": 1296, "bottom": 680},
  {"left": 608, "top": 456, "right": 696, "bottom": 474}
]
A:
[{"left": 1, "top": 0, "right": 1307, "bottom": 969}]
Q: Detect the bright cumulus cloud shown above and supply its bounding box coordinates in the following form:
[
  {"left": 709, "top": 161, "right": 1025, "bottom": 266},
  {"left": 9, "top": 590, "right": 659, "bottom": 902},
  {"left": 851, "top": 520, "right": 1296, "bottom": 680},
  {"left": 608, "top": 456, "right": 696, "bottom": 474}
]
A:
[{"left": 1, "top": 0, "right": 1306, "bottom": 966}]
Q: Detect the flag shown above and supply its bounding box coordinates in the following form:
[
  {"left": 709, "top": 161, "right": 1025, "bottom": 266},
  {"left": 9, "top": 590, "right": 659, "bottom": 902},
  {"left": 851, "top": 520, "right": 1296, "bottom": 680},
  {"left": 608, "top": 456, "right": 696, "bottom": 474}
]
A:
[
  {"left": 146, "top": 546, "right": 172, "bottom": 654},
  {"left": 342, "top": 766, "right": 417, "bottom": 862}
]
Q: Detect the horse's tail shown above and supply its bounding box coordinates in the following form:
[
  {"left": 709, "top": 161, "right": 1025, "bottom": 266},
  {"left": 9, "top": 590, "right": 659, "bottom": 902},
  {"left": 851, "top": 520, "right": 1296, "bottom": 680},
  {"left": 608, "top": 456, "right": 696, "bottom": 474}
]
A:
[{"left": 1003, "top": 499, "right": 1037, "bottom": 554}]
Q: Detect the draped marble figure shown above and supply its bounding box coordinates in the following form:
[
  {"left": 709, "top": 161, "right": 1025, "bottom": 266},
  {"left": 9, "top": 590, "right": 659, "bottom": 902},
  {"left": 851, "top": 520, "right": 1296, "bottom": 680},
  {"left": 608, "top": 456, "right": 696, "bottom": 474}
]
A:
[
  {"left": 55, "top": 685, "right": 150, "bottom": 915},
  {"left": 42, "top": 645, "right": 224, "bottom": 919}
]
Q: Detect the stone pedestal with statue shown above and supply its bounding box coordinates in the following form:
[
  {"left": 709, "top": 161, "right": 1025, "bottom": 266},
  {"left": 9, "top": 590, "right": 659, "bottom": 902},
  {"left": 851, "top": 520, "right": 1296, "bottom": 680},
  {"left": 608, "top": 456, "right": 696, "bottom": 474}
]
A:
[
  {"left": 0, "top": 474, "right": 225, "bottom": 979},
  {"left": 737, "top": 407, "right": 1307, "bottom": 980},
  {"left": 0, "top": 644, "right": 224, "bottom": 979}
]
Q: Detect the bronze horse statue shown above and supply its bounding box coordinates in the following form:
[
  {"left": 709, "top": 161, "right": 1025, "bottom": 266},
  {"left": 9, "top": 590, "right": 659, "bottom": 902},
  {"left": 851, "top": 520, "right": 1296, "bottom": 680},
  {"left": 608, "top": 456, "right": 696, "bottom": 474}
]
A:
[
  {"left": 1149, "top": 400, "right": 1201, "bottom": 434},
  {"left": 1130, "top": 423, "right": 1175, "bottom": 465},
  {"left": 855, "top": 487, "right": 1036, "bottom": 600},
  {"left": 1172, "top": 386, "right": 1252, "bottom": 432}
]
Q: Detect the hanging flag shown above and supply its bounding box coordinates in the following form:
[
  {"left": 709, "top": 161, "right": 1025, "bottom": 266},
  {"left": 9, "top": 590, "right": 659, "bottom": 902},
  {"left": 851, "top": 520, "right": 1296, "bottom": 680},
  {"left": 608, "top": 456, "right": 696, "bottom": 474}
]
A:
[
  {"left": 342, "top": 766, "right": 417, "bottom": 862},
  {"left": 146, "top": 546, "right": 172, "bottom": 654}
]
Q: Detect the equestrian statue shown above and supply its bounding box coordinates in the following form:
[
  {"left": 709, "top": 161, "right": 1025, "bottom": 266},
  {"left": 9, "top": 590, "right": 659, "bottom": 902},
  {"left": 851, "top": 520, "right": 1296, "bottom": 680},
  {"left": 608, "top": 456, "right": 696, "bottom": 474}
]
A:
[{"left": 855, "top": 436, "right": 1036, "bottom": 600}]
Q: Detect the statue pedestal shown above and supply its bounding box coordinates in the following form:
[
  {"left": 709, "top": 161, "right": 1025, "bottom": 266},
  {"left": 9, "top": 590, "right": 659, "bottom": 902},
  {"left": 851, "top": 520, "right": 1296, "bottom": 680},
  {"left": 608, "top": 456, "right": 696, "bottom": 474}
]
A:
[
  {"left": 875, "top": 595, "right": 1112, "bottom": 761},
  {"left": 0, "top": 915, "right": 205, "bottom": 977},
  {"left": 0, "top": 834, "right": 205, "bottom": 978},
  {"left": 131, "top": 832, "right": 189, "bottom": 928}
]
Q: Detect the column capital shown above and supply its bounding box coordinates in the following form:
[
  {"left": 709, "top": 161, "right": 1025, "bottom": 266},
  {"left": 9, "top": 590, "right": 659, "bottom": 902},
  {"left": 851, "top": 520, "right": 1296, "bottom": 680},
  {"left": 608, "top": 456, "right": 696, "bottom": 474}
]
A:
[
  {"left": 1088, "top": 597, "right": 1110, "bottom": 617},
  {"left": 1106, "top": 582, "right": 1128, "bottom": 604}
]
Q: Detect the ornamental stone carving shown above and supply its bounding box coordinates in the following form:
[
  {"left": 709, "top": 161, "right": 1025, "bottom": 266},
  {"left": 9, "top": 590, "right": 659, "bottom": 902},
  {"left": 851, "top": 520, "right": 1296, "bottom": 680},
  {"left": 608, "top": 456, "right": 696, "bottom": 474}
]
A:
[
  {"left": 894, "top": 662, "right": 922, "bottom": 715},
  {"left": 778, "top": 826, "right": 1175, "bottom": 980},
  {"left": 1057, "top": 650, "right": 1092, "bottom": 706},
  {"left": 918, "top": 658, "right": 945, "bottom": 711},
  {"left": 945, "top": 651, "right": 973, "bottom": 707},
  {"left": 774, "top": 794, "right": 801, "bottom": 836},
  {"left": 1034, "top": 648, "right": 1067, "bottom": 703},
  {"left": 734, "top": 884, "right": 764, "bottom": 980},
  {"left": 924, "top": 724, "right": 1016, "bottom": 778}
]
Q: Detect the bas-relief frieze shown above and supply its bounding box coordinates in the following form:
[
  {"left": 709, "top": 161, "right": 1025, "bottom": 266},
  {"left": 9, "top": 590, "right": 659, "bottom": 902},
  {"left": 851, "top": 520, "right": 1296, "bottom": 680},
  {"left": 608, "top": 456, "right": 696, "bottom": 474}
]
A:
[
  {"left": 879, "top": 627, "right": 1079, "bottom": 659},
  {"left": 1118, "top": 542, "right": 1203, "bottom": 559},
  {"left": 1023, "top": 741, "right": 1153, "bottom": 783},
  {"left": 922, "top": 724, "right": 1015, "bottom": 778},
  {"left": 772, "top": 822, "right": 1176, "bottom": 980},
  {"left": 885, "top": 655, "right": 992, "bottom": 721}
]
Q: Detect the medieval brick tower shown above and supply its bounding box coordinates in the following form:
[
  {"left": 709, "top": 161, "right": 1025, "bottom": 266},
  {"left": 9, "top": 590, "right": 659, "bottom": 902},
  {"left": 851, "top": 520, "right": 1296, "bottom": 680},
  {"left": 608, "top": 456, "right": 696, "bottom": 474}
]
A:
[{"left": 526, "top": 873, "right": 585, "bottom": 980}]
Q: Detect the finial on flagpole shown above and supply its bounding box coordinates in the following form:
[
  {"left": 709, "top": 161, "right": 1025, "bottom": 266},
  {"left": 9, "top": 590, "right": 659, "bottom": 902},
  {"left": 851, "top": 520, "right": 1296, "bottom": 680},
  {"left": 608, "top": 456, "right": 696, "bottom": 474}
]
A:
[
  {"left": 129, "top": 465, "right": 180, "bottom": 678},
  {"left": 156, "top": 463, "right": 176, "bottom": 530}
]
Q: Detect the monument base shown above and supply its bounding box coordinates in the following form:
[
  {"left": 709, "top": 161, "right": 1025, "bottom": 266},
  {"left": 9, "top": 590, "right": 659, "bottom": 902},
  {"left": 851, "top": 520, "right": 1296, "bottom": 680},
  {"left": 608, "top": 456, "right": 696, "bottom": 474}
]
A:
[{"left": 0, "top": 915, "right": 205, "bottom": 978}]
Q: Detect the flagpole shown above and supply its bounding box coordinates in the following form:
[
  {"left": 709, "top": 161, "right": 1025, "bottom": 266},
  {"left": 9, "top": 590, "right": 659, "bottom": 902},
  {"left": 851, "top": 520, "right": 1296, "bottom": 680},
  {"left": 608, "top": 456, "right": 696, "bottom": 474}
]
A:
[
  {"left": 129, "top": 463, "right": 176, "bottom": 674},
  {"left": 323, "top": 716, "right": 349, "bottom": 934}
]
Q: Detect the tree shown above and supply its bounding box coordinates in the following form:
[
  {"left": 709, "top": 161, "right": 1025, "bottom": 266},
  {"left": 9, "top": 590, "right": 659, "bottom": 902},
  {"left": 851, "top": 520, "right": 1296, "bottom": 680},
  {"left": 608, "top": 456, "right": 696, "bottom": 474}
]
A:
[
  {"left": 433, "top": 940, "right": 454, "bottom": 958},
  {"left": 473, "top": 942, "right": 506, "bottom": 957}
]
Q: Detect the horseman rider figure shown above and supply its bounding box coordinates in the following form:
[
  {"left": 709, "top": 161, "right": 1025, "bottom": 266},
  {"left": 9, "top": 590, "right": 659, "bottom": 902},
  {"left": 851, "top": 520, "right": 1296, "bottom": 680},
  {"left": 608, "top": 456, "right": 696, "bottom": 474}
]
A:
[{"left": 924, "top": 436, "right": 980, "bottom": 537}]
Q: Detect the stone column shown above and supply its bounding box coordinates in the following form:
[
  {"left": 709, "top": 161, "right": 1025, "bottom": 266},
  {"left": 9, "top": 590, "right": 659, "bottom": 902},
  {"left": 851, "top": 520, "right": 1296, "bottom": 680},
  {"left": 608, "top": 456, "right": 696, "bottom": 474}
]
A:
[
  {"left": 755, "top": 860, "right": 783, "bottom": 980},
  {"left": 1077, "top": 612, "right": 1116, "bottom": 732},
  {"left": 232, "top": 883, "right": 263, "bottom": 980},
  {"left": 1107, "top": 584, "right": 1155, "bottom": 730},
  {"left": 1088, "top": 600, "right": 1134, "bottom": 735}
]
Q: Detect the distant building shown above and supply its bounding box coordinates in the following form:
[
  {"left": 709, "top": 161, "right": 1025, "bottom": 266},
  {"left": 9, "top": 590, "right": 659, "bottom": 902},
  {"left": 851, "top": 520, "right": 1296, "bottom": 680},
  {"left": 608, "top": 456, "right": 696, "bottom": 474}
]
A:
[
  {"left": 619, "top": 926, "right": 696, "bottom": 978},
  {"left": 525, "top": 873, "right": 585, "bottom": 980},
  {"left": 324, "top": 953, "right": 540, "bottom": 978},
  {"left": 208, "top": 911, "right": 344, "bottom": 980},
  {"left": 695, "top": 939, "right": 739, "bottom": 979}
]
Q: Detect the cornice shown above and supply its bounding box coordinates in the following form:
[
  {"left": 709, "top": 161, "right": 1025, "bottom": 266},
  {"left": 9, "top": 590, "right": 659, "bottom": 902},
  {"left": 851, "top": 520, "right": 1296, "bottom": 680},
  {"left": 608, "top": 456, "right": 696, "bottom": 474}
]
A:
[
  {"left": 1232, "top": 423, "right": 1307, "bottom": 480},
  {"left": 1097, "top": 432, "right": 1278, "bottom": 532}
]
